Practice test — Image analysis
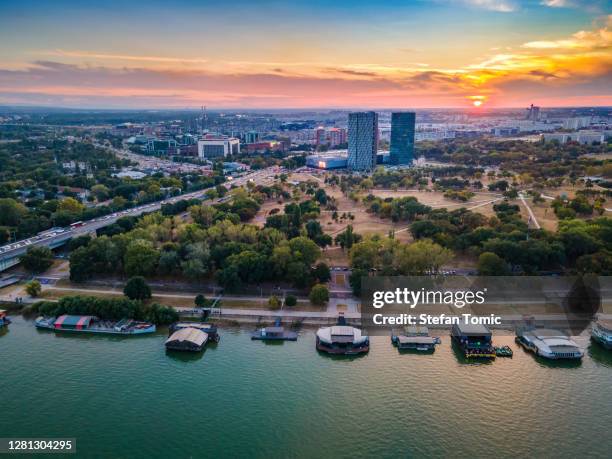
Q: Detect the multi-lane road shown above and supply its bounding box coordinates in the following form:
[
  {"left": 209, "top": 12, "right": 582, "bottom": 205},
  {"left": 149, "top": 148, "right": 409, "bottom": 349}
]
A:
[{"left": 0, "top": 166, "right": 279, "bottom": 271}]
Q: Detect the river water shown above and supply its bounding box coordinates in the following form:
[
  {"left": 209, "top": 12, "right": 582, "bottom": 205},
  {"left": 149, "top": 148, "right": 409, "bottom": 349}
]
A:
[{"left": 1, "top": 316, "right": 611, "bottom": 458}]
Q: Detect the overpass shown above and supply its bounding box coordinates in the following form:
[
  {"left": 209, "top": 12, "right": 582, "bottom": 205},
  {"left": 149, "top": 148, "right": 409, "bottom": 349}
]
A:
[{"left": 0, "top": 167, "right": 278, "bottom": 272}]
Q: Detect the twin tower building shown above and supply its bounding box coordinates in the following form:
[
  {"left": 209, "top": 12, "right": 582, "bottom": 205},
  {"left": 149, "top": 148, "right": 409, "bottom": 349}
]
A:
[{"left": 347, "top": 111, "right": 415, "bottom": 171}]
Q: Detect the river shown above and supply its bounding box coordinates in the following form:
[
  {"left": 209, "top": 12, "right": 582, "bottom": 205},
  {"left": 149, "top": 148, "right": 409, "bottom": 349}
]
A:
[{"left": 1, "top": 317, "right": 611, "bottom": 458}]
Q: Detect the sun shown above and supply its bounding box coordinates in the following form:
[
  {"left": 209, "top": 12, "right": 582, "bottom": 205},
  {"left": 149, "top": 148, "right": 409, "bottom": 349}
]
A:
[{"left": 473, "top": 100, "right": 483, "bottom": 107}]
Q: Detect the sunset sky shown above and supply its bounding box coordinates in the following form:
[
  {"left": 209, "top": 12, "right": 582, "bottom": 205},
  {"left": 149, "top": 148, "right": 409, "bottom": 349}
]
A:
[{"left": 0, "top": 0, "right": 610, "bottom": 109}]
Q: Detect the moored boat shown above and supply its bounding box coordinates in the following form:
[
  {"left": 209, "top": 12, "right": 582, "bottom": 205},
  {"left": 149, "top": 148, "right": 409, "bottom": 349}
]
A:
[
  {"left": 391, "top": 326, "right": 440, "bottom": 352},
  {"left": 591, "top": 319, "right": 612, "bottom": 350},
  {"left": 316, "top": 316, "right": 369, "bottom": 355},
  {"left": 515, "top": 328, "right": 583, "bottom": 360},
  {"left": 252, "top": 318, "right": 297, "bottom": 341},
  {"left": 0, "top": 309, "right": 10, "bottom": 328},
  {"left": 165, "top": 327, "right": 208, "bottom": 352},
  {"left": 35, "top": 315, "right": 156, "bottom": 335},
  {"left": 170, "top": 322, "right": 220, "bottom": 342},
  {"left": 494, "top": 345, "right": 513, "bottom": 357},
  {"left": 451, "top": 323, "right": 496, "bottom": 359}
]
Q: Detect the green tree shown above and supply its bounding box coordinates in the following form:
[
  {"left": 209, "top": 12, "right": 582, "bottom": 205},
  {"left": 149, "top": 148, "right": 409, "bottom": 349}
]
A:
[
  {"left": 91, "top": 184, "right": 110, "bottom": 201},
  {"left": 284, "top": 294, "right": 297, "bottom": 307},
  {"left": 309, "top": 284, "right": 329, "bottom": 306},
  {"left": 477, "top": 252, "right": 510, "bottom": 276},
  {"left": 312, "top": 262, "right": 331, "bottom": 283},
  {"left": 58, "top": 197, "right": 85, "bottom": 214},
  {"left": 194, "top": 294, "right": 208, "bottom": 307},
  {"left": 0, "top": 198, "right": 27, "bottom": 226},
  {"left": 20, "top": 246, "right": 54, "bottom": 273},
  {"left": 25, "top": 279, "right": 42, "bottom": 297},
  {"left": 123, "top": 276, "right": 152, "bottom": 300},
  {"left": 124, "top": 239, "right": 159, "bottom": 277}
]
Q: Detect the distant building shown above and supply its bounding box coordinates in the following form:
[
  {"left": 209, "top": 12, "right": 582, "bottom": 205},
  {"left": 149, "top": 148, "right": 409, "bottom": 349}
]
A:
[
  {"left": 542, "top": 133, "right": 571, "bottom": 144},
  {"left": 415, "top": 130, "right": 456, "bottom": 141},
  {"left": 563, "top": 117, "right": 592, "bottom": 130},
  {"left": 348, "top": 112, "right": 378, "bottom": 171},
  {"left": 178, "top": 144, "right": 199, "bottom": 157},
  {"left": 245, "top": 141, "right": 285, "bottom": 154},
  {"left": 114, "top": 170, "right": 147, "bottom": 180},
  {"left": 390, "top": 112, "right": 415, "bottom": 165},
  {"left": 315, "top": 127, "right": 347, "bottom": 148},
  {"left": 306, "top": 155, "right": 347, "bottom": 170},
  {"left": 526, "top": 104, "right": 541, "bottom": 121},
  {"left": 245, "top": 131, "right": 259, "bottom": 144},
  {"left": 146, "top": 138, "right": 177, "bottom": 155},
  {"left": 491, "top": 127, "right": 519, "bottom": 137},
  {"left": 197, "top": 135, "right": 240, "bottom": 159},
  {"left": 542, "top": 131, "right": 604, "bottom": 145},
  {"left": 328, "top": 127, "right": 347, "bottom": 147},
  {"left": 575, "top": 132, "right": 605, "bottom": 144}
]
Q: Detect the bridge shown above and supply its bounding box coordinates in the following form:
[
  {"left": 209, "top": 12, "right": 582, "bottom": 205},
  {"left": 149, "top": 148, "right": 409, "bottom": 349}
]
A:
[{"left": 0, "top": 167, "right": 277, "bottom": 272}]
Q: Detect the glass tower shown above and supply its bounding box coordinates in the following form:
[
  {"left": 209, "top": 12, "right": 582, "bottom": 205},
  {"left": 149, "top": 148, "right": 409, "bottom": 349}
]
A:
[
  {"left": 348, "top": 111, "right": 378, "bottom": 171},
  {"left": 390, "top": 112, "right": 415, "bottom": 165}
]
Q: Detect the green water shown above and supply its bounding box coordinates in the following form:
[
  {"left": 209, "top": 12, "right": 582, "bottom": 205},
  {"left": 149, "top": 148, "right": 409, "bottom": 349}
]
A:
[{"left": 1, "top": 317, "right": 611, "bottom": 459}]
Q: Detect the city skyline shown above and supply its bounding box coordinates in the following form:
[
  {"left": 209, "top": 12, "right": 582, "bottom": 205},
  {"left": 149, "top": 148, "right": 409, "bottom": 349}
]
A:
[{"left": 0, "top": 0, "right": 610, "bottom": 109}]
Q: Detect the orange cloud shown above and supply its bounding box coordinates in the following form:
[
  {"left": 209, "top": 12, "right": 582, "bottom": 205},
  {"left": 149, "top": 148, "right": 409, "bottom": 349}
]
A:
[{"left": 1, "top": 18, "right": 610, "bottom": 108}]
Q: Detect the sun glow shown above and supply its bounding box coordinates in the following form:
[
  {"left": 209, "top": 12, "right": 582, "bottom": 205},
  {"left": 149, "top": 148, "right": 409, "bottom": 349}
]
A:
[{"left": 473, "top": 100, "right": 483, "bottom": 107}]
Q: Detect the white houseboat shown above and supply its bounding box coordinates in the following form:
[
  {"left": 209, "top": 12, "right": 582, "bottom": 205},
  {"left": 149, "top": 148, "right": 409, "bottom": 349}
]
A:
[
  {"left": 591, "top": 319, "right": 612, "bottom": 350},
  {"left": 516, "top": 328, "right": 583, "bottom": 360}
]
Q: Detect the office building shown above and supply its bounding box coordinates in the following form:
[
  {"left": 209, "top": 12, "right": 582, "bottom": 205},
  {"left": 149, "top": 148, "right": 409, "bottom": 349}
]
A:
[
  {"left": 348, "top": 112, "right": 378, "bottom": 171},
  {"left": 390, "top": 112, "right": 415, "bottom": 165},
  {"left": 198, "top": 135, "right": 240, "bottom": 159}
]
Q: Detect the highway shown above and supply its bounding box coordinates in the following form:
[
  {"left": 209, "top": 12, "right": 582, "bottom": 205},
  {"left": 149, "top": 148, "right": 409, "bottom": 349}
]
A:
[{"left": 0, "top": 166, "right": 279, "bottom": 271}]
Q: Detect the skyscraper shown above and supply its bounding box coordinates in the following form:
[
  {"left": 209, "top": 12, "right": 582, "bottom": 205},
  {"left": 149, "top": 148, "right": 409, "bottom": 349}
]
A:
[
  {"left": 348, "top": 111, "right": 378, "bottom": 171},
  {"left": 390, "top": 112, "right": 415, "bottom": 166}
]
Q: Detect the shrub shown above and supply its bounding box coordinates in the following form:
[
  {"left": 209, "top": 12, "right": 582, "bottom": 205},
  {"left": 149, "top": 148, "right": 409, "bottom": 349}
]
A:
[{"left": 284, "top": 295, "right": 297, "bottom": 307}]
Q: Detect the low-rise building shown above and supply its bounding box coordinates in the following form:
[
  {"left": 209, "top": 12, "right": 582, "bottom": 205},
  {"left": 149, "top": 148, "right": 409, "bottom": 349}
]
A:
[{"left": 306, "top": 154, "right": 348, "bottom": 169}]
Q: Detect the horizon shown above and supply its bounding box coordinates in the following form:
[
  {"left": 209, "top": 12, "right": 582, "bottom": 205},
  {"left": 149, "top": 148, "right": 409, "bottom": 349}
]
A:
[
  {"left": 1, "top": 104, "right": 610, "bottom": 112},
  {"left": 0, "top": 0, "right": 610, "bottom": 109}
]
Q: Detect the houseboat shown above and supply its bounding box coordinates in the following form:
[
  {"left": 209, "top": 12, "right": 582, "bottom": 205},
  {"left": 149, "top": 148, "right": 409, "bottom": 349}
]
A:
[
  {"left": 591, "top": 319, "right": 612, "bottom": 350},
  {"left": 391, "top": 326, "right": 441, "bottom": 352},
  {"left": 0, "top": 310, "right": 10, "bottom": 328},
  {"left": 451, "top": 323, "right": 496, "bottom": 358},
  {"left": 316, "top": 316, "right": 369, "bottom": 355},
  {"left": 170, "top": 322, "right": 220, "bottom": 342},
  {"left": 516, "top": 328, "right": 583, "bottom": 360},
  {"left": 165, "top": 327, "right": 208, "bottom": 352},
  {"left": 35, "top": 315, "right": 156, "bottom": 335},
  {"left": 252, "top": 318, "right": 298, "bottom": 341}
]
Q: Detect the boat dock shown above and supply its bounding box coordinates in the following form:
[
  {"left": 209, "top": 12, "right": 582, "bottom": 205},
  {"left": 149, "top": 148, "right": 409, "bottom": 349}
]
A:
[
  {"left": 252, "top": 318, "right": 298, "bottom": 341},
  {"left": 392, "top": 326, "right": 441, "bottom": 352}
]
